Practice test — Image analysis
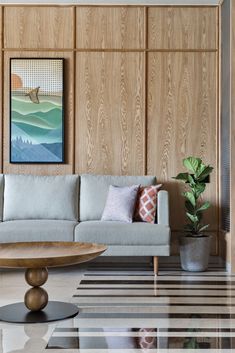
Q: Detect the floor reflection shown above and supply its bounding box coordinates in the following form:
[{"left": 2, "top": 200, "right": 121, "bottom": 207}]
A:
[
  {"left": 1, "top": 324, "right": 53, "bottom": 353},
  {"left": 47, "top": 326, "right": 235, "bottom": 350},
  {"left": 1, "top": 266, "right": 235, "bottom": 352},
  {"left": 47, "top": 266, "right": 235, "bottom": 351}
]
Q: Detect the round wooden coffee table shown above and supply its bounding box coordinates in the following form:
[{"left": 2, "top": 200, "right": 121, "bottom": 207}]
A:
[{"left": 0, "top": 241, "right": 107, "bottom": 323}]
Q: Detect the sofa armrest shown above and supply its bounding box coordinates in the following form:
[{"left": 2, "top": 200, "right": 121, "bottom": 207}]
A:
[{"left": 157, "top": 190, "right": 169, "bottom": 226}]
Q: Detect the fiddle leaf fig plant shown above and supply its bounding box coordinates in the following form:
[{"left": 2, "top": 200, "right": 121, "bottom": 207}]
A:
[{"left": 173, "top": 157, "right": 213, "bottom": 237}]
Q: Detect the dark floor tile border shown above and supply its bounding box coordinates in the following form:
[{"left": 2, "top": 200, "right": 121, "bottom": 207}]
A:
[
  {"left": 75, "top": 302, "right": 235, "bottom": 307},
  {"left": 76, "top": 312, "right": 235, "bottom": 319},
  {"left": 77, "top": 287, "right": 235, "bottom": 291},
  {"left": 74, "top": 294, "right": 235, "bottom": 298},
  {"left": 81, "top": 280, "right": 235, "bottom": 285},
  {"left": 54, "top": 327, "right": 235, "bottom": 333}
]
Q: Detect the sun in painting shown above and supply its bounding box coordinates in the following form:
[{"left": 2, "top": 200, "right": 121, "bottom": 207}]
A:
[{"left": 11, "top": 74, "right": 23, "bottom": 90}]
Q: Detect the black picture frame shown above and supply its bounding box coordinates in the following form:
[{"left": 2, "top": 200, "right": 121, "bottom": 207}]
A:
[{"left": 9, "top": 57, "right": 65, "bottom": 164}]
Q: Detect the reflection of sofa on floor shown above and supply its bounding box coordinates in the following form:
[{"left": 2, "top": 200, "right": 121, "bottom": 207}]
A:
[
  {"left": 78, "top": 328, "right": 158, "bottom": 350},
  {"left": 0, "top": 174, "right": 170, "bottom": 274}
]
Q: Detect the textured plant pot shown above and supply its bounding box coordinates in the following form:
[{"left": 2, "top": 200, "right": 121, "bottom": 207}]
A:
[{"left": 179, "top": 235, "right": 211, "bottom": 272}]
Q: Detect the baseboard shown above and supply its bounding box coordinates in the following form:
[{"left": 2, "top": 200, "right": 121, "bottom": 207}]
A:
[{"left": 93, "top": 255, "right": 226, "bottom": 268}]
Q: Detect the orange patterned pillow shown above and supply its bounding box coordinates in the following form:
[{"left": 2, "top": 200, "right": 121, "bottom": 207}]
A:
[{"left": 134, "top": 185, "right": 162, "bottom": 223}]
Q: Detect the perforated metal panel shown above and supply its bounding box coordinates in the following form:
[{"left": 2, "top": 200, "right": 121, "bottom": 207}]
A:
[{"left": 221, "top": 0, "right": 231, "bottom": 232}]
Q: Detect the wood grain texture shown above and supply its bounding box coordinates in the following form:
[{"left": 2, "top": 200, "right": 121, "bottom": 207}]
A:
[
  {"left": 3, "top": 51, "right": 74, "bottom": 175},
  {"left": 76, "top": 7, "right": 145, "bottom": 49},
  {"left": 147, "top": 52, "right": 218, "bottom": 234},
  {"left": 0, "top": 8, "right": 2, "bottom": 48},
  {"left": 75, "top": 52, "right": 145, "bottom": 175},
  {"left": 4, "top": 7, "right": 74, "bottom": 49},
  {"left": 148, "top": 7, "right": 218, "bottom": 50},
  {"left": 0, "top": 242, "right": 107, "bottom": 268}
]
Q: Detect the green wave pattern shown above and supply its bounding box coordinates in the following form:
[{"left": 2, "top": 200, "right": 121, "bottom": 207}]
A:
[
  {"left": 12, "top": 109, "right": 62, "bottom": 130},
  {"left": 12, "top": 97, "right": 62, "bottom": 115}
]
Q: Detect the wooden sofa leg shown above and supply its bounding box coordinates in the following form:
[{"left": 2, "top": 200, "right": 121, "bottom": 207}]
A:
[{"left": 153, "top": 256, "right": 158, "bottom": 276}]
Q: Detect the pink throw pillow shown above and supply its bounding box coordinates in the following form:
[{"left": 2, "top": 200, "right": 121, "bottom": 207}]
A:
[{"left": 134, "top": 184, "right": 162, "bottom": 223}]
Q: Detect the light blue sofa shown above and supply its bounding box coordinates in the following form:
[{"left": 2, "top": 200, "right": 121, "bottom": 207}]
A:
[{"left": 0, "top": 174, "right": 170, "bottom": 274}]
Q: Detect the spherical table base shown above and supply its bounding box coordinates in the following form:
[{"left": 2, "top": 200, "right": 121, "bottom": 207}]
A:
[
  {"left": 0, "top": 301, "right": 79, "bottom": 323},
  {"left": 0, "top": 242, "right": 107, "bottom": 324}
]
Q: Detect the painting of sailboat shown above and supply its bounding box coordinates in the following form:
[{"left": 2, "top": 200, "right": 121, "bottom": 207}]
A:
[{"left": 10, "top": 58, "right": 64, "bottom": 163}]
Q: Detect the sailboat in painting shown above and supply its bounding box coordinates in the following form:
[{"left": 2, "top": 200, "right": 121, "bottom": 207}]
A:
[{"left": 10, "top": 58, "right": 64, "bottom": 163}]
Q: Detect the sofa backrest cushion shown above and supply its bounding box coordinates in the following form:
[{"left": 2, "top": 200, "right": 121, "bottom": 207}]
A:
[
  {"left": 80, "top": 174, "right": 156, "bottom": 221},
  {"left": 0, "top": 174, "right": 3, "bottom": 221},
  {"left": 3, "top": 174, "right": 79, "bottom": 221}
]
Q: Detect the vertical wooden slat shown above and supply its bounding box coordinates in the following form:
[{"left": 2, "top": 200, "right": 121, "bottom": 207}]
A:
[
  {"left": 75, "top": 52, "right": 145, "bottom": 175},
  {"left": 76, "top": 7, "right": 145, "bottom": 49},
  {"left": 4, "top": 7, "right": 74, "bottom": 49},
  {"left": 147, "top": 52, "right": 218, "bottom": 250},
  {"left": 148, "top": 7, "right": 218, "bottom": 50}
]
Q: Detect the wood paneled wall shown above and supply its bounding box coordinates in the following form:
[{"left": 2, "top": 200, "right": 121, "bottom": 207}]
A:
[{"left": 0, "top": 5, "right": 220, "bottom": 255}]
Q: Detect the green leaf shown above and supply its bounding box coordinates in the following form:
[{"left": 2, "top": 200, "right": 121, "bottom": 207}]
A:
[
  {"left": 188, "top": 174, "right": 195, "bottom": 185},
  {"left": 197, "top": 201, "right": 210, "bottom": 212},
  {"left": 183, "top": 157, "right": 202, "bottom": 174},
  {"left": 183, "top": 192, "right": 196, "bottom": 207},
  {"left": 185, "top": 200, "right": 195, "bottom": 213},
  {"left": 172, "top": 173, "right": 189, "bottom": 182},
  {"left": 194, "top": 163, "right": 206, "bottom": 179},
  {"left": 194, "top": 183, "right": 206, "bottom": 198},
  {"left": 198, "top": 224, "right": 209, "bottom": 233},
  {"left": 186, "top": 212, "right": 198, "bottom": 223},
  {"left": 197, "top": 166, "right": 213, "bottom": 182}
]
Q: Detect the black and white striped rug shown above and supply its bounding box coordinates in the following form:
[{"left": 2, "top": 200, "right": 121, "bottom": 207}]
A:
[{"left": 47, "top": 264, "right": 235, "bottom": 351}]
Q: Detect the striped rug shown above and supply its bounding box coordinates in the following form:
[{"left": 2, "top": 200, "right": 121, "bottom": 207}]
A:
[{"left": 47, "top": 264, "right": 235, "bottom": 351}]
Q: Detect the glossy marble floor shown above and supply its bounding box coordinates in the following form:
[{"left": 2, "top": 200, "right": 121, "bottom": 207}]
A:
[{"left": 0, "top": 264, "right": 235, "bottom": 352}]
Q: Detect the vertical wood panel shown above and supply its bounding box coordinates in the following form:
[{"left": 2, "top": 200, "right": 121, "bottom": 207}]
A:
[
  {"left": 0, "top": 7, "right": 2, "bottom": 49},
  {"left": 76, "top": 7, "right": 145, "bottom": 49},
  {"left": 4, "top": 7, "right": 74, "bottom": 49},
  {"left": 148, "top": 7, "right": 218, "bottom": 49},
  {"left": 3, "top": 51, "right": 74, "bottom": 175},
  {"left": 147, "top": 52, "right": 217, "bottom": 233},
  {"left": 75, "top": 52, "right": 145, "bottom": 175}
]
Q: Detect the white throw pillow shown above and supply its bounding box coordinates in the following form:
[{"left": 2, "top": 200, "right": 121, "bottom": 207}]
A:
[{"left": 101, "top": 185, "right": 139, "bottom": 223}]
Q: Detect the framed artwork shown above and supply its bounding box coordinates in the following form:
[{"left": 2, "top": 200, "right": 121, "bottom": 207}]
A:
[{"left": 10, "top": 58, "right": 64, "bottom": 163}]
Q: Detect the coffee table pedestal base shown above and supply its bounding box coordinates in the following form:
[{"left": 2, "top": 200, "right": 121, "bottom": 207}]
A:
[{"left": 0, "top": 301, "right": 79, "bottom": 323}]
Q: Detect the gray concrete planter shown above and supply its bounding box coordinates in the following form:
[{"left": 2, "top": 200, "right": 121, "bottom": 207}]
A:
[{"left": 179, "top": 235, "right": 211, "bottom": 272}]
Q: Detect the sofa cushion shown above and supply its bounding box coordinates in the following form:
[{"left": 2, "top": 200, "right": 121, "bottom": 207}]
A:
[
  {"left": 101, "top": 185, "right": 139, "bottom": 223},
  {"left": 0, "top": 175, "right": 3, "bottom": 222},
  {"left": 80, "top": 174, "right": 156, "bottom": 221},
  {"left": 3, "top": 174, "right": 79, "bottom": 221},
  {"left": 0, "top": 220, "right": 77, "bottom": 242},
  {"left": 75, "top": 221, "right": 170, "bottom": 246}
]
